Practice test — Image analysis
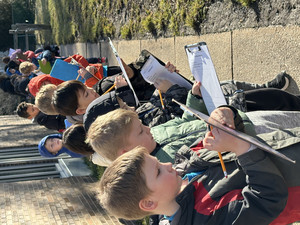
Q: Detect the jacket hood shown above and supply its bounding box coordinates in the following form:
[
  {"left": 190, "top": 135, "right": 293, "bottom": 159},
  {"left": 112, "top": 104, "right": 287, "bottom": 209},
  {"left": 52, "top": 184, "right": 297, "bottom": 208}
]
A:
[
  {"left": 83, "top": 91, "right": 119, "bottom": 131},
  {"left": 38, "top": 133, "right": 84, "bottom": 158},
  {"left": 28, "top": 74, "right": 64, "bottom": 97}
]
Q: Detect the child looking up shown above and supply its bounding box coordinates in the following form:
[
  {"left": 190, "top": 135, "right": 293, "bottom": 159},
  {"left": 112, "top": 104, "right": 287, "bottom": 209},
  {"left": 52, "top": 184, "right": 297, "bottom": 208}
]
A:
[
  {"left": 38, "top": 133, "right": 84, "bottom": 158},
  {"left": 97, "top": 140, "right": 295, "bottom": 225},
  {"left": 62, "top": 123, "right": 111, "bottom": 166}
]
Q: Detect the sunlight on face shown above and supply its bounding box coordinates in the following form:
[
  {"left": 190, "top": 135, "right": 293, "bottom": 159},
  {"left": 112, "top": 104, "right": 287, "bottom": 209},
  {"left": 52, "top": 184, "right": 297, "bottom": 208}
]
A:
[
  {"left": 77, "top": 86, "right": 100, "bottom": 114},
  {"left": 45, "top": 138, "right": 63, "bottom": 155},
  {"left": 125, "top": 118, "right": 157, "bottom": 153},
  {"left": 142, "top": 154, "right": 182, "bottom": 203}
]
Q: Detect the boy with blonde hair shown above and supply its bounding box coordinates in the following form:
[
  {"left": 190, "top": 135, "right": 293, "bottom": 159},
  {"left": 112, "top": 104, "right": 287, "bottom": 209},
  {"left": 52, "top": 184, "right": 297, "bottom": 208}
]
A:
[
  {"left": 35, "top": 84, "right": 58, "bottom": 115},
  {"left": 98, "top": 138, "right": 295, "bottom": 224},
  {"left": 87, "top": 81, "right": 254, "bottom": 164},
  {"left": 19, "top": 61, "right": 37, "bottom": 76},
  {"left": 87, "top": 109, "right": 140, "bottom": 162}
]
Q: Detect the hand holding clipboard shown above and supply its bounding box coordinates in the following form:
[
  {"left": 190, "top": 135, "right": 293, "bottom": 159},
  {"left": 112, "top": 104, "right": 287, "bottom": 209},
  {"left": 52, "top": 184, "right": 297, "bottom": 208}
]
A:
[{"left": 172, "top": 99, "right": 296, "bottom": 164}]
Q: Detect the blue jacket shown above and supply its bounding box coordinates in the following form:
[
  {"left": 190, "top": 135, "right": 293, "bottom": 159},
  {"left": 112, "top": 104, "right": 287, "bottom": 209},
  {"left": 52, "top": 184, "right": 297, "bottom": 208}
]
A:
[{"left": 38, "top": 133, "right": 84, "bottom": 158}]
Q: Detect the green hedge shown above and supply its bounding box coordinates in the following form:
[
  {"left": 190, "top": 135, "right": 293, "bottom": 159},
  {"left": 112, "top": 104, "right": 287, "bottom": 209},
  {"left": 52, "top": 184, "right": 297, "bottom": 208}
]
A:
[{"left": 35, "top": 0, "right": 256, "bottom": 45}]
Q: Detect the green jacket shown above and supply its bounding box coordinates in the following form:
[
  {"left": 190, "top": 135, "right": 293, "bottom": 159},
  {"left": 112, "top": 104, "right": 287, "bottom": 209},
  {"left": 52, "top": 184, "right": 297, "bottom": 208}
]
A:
[{"left": 150, "top": 91, "right": 255, "bottom": 163}]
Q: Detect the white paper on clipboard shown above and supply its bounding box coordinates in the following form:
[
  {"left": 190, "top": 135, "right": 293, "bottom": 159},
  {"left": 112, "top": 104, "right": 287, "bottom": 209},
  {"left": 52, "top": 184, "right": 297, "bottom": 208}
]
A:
[
  {"left": 141, "top": 55, "right": 192, "bottom": 90},
  {"left": 108, "top": 38, "right": 140, "bottom": 106},
  {"left": 185, "top": 42, "right": 227, "bottom": 114}
]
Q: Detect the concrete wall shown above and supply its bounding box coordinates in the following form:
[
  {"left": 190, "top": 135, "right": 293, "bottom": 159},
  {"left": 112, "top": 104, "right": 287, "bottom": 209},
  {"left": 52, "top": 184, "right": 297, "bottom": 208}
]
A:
[{"left": 59, "top": 25, "right": 300, "bottom": 94}]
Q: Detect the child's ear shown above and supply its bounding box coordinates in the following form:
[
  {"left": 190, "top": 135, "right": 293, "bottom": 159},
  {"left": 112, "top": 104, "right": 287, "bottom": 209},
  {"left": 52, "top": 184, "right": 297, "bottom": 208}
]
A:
[
  {"left": 76, "top": 107, "right": 86, "bottom": 115},
  {"left": 139, "top": 198, "right": 158, "bottom": 212}
]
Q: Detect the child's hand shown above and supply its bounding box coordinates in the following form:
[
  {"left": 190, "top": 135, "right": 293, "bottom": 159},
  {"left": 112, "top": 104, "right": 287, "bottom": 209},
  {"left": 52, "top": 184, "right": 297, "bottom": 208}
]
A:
[
  {"left": 192, "top": 81, "right": 202, "bottom": 97},
  {"left": 41, "top": 58, "right": 47, "bottom": 65},
  {"left": 114, "top": 75, "right": 128, "bottom": 89},
  {"left": 165, "top": 62, "right": 179, "bottom": 73},
  {"left": 209, "top": 107, "right": 235, "bottom": 129},
  {"left": 78, "top": 68, "right": 87, "bottom": 78},
  {"left": 154, "top": 79, "right": 172, "bottom": 93},
  {"left": 203, "top": 128, "right": 250, "bottom": 156},
  {"left": 86, "top": 66, "right": 97, "bottom": 75}
]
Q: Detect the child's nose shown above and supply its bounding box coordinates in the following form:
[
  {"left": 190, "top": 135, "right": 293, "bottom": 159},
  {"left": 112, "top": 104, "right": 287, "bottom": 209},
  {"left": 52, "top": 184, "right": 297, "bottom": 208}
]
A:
[
  {"left": 164, "top": 162, "right": 173, "bottom": 172},
  {"left": 145, "top": 126, "right": 151, "bottom": 133}
]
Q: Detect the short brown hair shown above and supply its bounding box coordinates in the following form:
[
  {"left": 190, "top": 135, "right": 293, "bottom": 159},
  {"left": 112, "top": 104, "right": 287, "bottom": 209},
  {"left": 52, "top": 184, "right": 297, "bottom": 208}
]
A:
[
  {"left": 62, "top": 123, "right": 94, "bottom": 157},
  {"left": 52, "top": 80, "right": 85, "bottom": 116},
  {"left": 16, "top": 101, "right": 30, "bottom": 118},
  {"left": 19, "top": 61, "right": 35, "bottom": 75},
  {"left": 2, "top": 56, "right": 10, "bottom": 64},
  {"left": 86, "top": 109, "right": 138, "bottom": 161},
  {"left": 98, "top": 146, "right": 152, "bottom": 220},
  {"left": 35, "top": 84, "right": 58, "bottom": 115}
]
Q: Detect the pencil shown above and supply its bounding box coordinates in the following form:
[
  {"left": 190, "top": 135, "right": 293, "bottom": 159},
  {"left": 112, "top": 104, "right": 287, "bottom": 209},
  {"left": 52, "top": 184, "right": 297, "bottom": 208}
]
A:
[
  {"left": 218, "top": 152, "right": 228, "bottom": 178},
  {"left": 102, "top": 84, "right": 116, "bottom": 96},
  {"left": 158, "top": 89, "right": 165, "bottom": 109},
  {"left": 210, "top": 125, "right": 228, "bottom": 178}
]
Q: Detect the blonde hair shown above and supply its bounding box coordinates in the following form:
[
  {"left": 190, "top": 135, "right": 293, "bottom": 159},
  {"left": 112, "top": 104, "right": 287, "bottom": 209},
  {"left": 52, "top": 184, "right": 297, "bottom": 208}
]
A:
[
  {"left": 86, "top": 108, "right": 138, "bottom": 161},
  {"left": 98, "top": 146, "right": 152, "bottom": 220},
  {"left": 35, "top": 84, "right": 58, "bottom": 115},
  {"left": 19, "top": 61, "right": 35, "bottom": 75}
]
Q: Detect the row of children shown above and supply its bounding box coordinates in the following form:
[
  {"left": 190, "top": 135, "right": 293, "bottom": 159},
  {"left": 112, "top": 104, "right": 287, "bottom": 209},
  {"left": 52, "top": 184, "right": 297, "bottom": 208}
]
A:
[
  {"left": 7, "top": 48, "right": 300, "bottom": 224},
  {"left": 76, "top": 57, "right": 300, "bottom": 224},
  {"left": 15, "top": 49, "right": 293, "bottom": 158}
]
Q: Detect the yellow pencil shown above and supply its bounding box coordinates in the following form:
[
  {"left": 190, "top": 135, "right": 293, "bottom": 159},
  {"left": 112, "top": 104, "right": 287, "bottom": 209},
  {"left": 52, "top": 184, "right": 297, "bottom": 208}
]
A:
[
  {"left": 102, "top": 84, "right": 116, "bottom": 96},
  {"left": 218, "top": 152, "right": 228, "bottom": 178},
  {"left": 158, "top": 90, "right": 165, "bottom": 109},
  {"left": 210, "top": 125, "right": 228, "bottom": 178}
]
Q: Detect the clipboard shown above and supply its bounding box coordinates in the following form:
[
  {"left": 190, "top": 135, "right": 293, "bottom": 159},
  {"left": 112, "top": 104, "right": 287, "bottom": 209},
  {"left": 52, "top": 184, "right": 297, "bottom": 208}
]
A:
[
  {"left": 185, "top": 42, "right": 227, "bottom": 114},
  {"left": 50, "top": 59, "right": 85, "bottom": 82},
  {"left": 38, "top": 60, "right": 52, "bottom": 74},
  {"left": 172, "top": 99, "right": 296, "bottom": 164},
  {"left": 108, "top": 38, "right": 140, "bottom": 106},
  {"left": 140, "top": 54, "right": 193, "bottom": 90}
]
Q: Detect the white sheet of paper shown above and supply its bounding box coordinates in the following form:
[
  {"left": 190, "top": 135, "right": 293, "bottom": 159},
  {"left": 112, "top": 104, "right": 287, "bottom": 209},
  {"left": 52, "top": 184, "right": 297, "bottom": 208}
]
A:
[
  {"left": 108, "top": 38, "right": 139, "bottom": 106},
  {"left": 185, "top": 43, "right": 227, "bottom": 114},
  {"left": 141, "top": 55, "right": 192, "bottom": 90}
]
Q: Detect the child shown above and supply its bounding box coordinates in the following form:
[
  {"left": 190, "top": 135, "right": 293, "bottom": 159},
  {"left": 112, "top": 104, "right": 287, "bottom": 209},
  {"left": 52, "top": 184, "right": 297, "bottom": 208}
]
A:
[
  {"left": 87, "top": 104, "right": 251, "bottom": 164},
  {"left": 52, "top": 61, "right": 182, "bottom": 117},
  {"left": 98, "top": 141, "right": 295, "bottom": 224},
  {"left": 62, "top": 123, "right": 111, "bottom": 166},
  {"left": 83, "top": 75, "right": 189, "bottom": 131},
  {"left": 52, "top": 80, "right": 102, "bottom": 116},
  {"left": 38, "top": 133, "right": 84, "bottom": 158},
  {"left": 27, "top": 74, "right": 64, "bottom": 97},
  {"left": 86, "top": 81, "right": 253, "bottom": 164},
  {"left": 35, "top": 83, "right": 84, "bottom": 124},
  {"left": 16, "top": 101, "right": 66, "bottom": 132},
  {"left": 35, "top": 84, "right": 58, "bottom": 115},
  {"left": 19, "top": 61, "right": 39, "bottom": 78}
]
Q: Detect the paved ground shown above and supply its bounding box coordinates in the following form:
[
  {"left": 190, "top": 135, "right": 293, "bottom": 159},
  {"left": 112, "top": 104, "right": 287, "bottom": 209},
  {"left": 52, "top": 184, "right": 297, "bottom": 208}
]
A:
[
  {"left": 0, "top": 116, "right": 127, "bottom": 225},
  {"left": 0, "top": 176, "right": 123, "bottom": 225}
]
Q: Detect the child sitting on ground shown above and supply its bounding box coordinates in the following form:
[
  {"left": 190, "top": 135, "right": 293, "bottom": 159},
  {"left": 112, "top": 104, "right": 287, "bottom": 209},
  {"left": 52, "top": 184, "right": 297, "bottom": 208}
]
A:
[
  {"left": 62, "top": 123, "right": 111, "bottom": 166},
  {"left": 38, "top": 133, "right": 84, "bottom": 158},
  {"left": 98, "top": 140, "right": 293, "bottom": 225},
  {"left": 19, "top": 61, "right": 40, "bottom": 78},
  {"left": 51, "top": 62, "right": 183, "bottom": 119},
  {"left": 35, "top": 84, "right": 58, "bottom": 115},
  {"left": 27, "top": 74, "right": 64, "bottom": 97},
  {"left": 83, "top": 75, "right": 189, "bottom": 130},
  {"left": 35, "top": 83, "right": 84, "bottom": 124},
  {"left": 16, "top": 101, "right": 66, "bottom": 132}
]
